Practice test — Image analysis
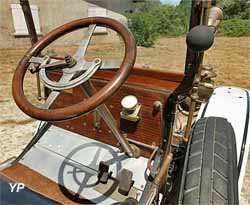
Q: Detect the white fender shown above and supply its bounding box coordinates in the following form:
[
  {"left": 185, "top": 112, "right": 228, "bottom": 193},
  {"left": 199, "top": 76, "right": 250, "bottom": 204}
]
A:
[{"left": 197, "top": 86, "right": 250, "bottom": 194}]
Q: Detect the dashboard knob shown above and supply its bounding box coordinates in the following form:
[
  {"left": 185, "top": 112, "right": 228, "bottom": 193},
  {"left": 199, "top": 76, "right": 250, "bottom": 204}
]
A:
[{"left": 121, "top": 95, "right": 138, "bottom": 112}]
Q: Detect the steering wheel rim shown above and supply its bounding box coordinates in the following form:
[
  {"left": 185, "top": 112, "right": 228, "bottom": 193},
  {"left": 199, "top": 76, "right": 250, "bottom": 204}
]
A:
[{"left": 12, "top": 17, "right": 136, "bottom": 121}]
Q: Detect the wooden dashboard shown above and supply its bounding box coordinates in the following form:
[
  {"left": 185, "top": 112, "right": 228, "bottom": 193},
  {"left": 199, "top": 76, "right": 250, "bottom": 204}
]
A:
[{"left": 49, "top": 68, "right": 184, "bottom": 157}]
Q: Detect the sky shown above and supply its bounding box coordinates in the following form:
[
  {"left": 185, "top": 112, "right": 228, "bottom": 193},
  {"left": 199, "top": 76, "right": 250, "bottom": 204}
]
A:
[{"left": 160, "top": 0, "right": 182, "bottom": 5}]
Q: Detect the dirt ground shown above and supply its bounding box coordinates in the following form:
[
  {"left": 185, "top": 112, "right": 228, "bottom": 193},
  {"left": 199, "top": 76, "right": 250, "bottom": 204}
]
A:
[{"left": 0, "top": 36, "right": 249, "bottom": 202}]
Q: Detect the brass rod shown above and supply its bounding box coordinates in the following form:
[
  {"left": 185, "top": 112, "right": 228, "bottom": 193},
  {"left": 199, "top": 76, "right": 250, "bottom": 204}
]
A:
[
  {"left": 139, "top": 153, "right": 173, "bottom": 205},
  {"left": 127, "top": 138, "right": 156, "bottom": 151},
  {"left": 183, "top": 99, "right": 197, "bottom": 142},
  {"left": 35, "top": 73, "right": 42, "bottom": 100},
  {"left": 208, "top": 7, "right": 223, "bottom": 28},
  {"left": 153, "top": 153, "right": 173, "bottom": 186}
]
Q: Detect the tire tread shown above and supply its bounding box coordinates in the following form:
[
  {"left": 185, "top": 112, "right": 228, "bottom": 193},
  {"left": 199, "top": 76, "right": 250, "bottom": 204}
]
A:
[{"left": 180, "top": 117, "right": 238, "bottom": 204}]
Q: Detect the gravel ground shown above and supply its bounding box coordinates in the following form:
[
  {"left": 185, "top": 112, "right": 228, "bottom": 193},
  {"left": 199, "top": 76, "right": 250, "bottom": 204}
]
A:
[{"left": 0, "top": 122, "right": 36, "bottom": 162}]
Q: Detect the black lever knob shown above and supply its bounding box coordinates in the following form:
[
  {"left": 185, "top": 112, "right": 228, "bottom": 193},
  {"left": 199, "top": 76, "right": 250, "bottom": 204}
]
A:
[{"left": 186, "top": 25, "right": 215, "bottom": 53}]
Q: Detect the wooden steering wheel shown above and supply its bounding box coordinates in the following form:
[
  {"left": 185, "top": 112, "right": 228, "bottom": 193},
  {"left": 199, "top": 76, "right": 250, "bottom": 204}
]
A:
[{"left": 12, "top": 17, "right": 136, "bottom": 121}]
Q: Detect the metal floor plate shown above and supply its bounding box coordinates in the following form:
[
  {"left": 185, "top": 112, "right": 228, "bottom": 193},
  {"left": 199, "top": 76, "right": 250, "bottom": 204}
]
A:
[{"left": 21, "top": 125, "right": 149, "bottom": 204}]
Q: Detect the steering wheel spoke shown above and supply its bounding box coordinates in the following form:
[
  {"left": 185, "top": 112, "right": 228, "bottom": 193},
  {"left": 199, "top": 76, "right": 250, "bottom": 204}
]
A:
[
  {"left": 99, "top": 59, "right": 121, "bottom": 70},
  {"left": 29, "top": 56, "right": 46, "bottom": 64},
  {"left": 41, "top": 72, "right": 75, "bottom": 109},
  {"left": 73, "top": 24, "right": 96, "bottom": 61},
  {"left": 40, "top": 59, "right": 67, "bottom": 70}
]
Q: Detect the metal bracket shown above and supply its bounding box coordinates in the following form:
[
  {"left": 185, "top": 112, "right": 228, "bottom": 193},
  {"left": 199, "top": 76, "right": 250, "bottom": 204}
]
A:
[{"left": 120, "top": 103, "right": 141, "bottom": 122}]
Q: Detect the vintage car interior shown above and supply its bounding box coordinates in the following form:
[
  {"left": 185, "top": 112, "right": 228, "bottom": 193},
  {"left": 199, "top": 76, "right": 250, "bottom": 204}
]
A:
[{"left": 0, "top": 0, "right": 242, "bottom": 205}]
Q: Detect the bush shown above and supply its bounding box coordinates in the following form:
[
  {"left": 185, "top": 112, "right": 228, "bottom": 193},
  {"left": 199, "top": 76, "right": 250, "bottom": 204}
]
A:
[
  {"left": 149, "top": 6, "right": 188, "bottom": 37},
  {"left": 127, "top": 1, "right": 250, "bottom": 47},
  {"left": 127, "top": 12, "right": 158, "bottom": 47},
  {"left": 127, "top": 5, "right": 188, "bottom": 47},
  {"left": 220, "top": 19, "right": 250, "bottom": 37}
]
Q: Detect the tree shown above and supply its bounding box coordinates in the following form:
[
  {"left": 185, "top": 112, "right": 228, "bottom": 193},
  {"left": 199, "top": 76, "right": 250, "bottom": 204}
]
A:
[
  {"left": 222, "top": 0, "right": 250, "bottom": 20},
  {"left": 178, "top": 0, "right": 191, "bottom": 16},
  {"left": 134, "top": 0, "right": 162, "bottom": 12},
  {"left": 178, "top": 0, "right": 250, "bottom": 20}
]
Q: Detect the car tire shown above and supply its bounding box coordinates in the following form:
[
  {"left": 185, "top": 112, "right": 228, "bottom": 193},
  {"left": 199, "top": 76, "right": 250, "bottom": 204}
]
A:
[{"left": 178, "top": 117, "right": 239, "bottom": 204}]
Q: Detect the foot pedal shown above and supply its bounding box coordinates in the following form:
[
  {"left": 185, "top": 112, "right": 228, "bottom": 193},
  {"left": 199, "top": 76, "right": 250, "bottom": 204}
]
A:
[
  {"left": 118, "top": 168, "right": 133, "bottom": 195},
  {"left": 97, "top": 161, "right": 109, "bottom": 184}
]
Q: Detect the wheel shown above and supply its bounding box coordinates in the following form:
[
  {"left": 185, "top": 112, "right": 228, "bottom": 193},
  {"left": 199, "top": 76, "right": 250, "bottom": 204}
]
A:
[
  {"left": 179, "top": 117, "right": 239, "bottom": 204},
  {"left": 12, "top": 17, "right": 136, "bottom": 121}
]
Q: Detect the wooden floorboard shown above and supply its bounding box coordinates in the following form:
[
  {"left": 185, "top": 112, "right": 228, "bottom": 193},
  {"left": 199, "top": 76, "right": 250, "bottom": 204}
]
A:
[{"left": 1, "top": 163, "right": 94, "bottom": 204}]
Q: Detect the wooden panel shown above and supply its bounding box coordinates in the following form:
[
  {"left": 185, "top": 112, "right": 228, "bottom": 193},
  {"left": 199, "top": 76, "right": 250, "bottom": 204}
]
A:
[
  {"left": 52, "top": 79, "right": 171, "bottom": 158},
  {"left": 1, "top": 163, "right": 93, "bottom": 204},
  {"left": 93, "top": 71, "right": 181, "bottom": 91},
  {"left": 48, "top": 69, "right": 180, "bottom": 157},
  {"left": 95, "top": 68, "right": 184, "bottom": 84},
  {"left": 48, "top": 67, "right": 184, "bottom": 91}
]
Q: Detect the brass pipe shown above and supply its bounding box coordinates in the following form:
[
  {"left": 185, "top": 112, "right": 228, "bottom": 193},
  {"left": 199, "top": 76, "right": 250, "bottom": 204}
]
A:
[
  {"left": 183, "top": 85, "right": 199, "bottom": 142},
  {"left": 140, "top": 153, "right": 173, "bottom": 205},
  {"left": 183, "top": 99, "right": 197, "bottom": 142},
  {"left": 201, "top": 0, "right": 212, "bottom": 25},
  {"left": 147, "top": 146, "right": 159, "bottom": 169},
  {"left": 35, "top": 73, "right": 43, "bottom": 100},
  {"left": 127, "top": 138, "right": 156, "bottom": 151},
  {"left": 208, "top": 7, "right": 223, "bottom": 28},
  {"left": 153, "top": 153, "right": 173, "bottom": 187}
]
